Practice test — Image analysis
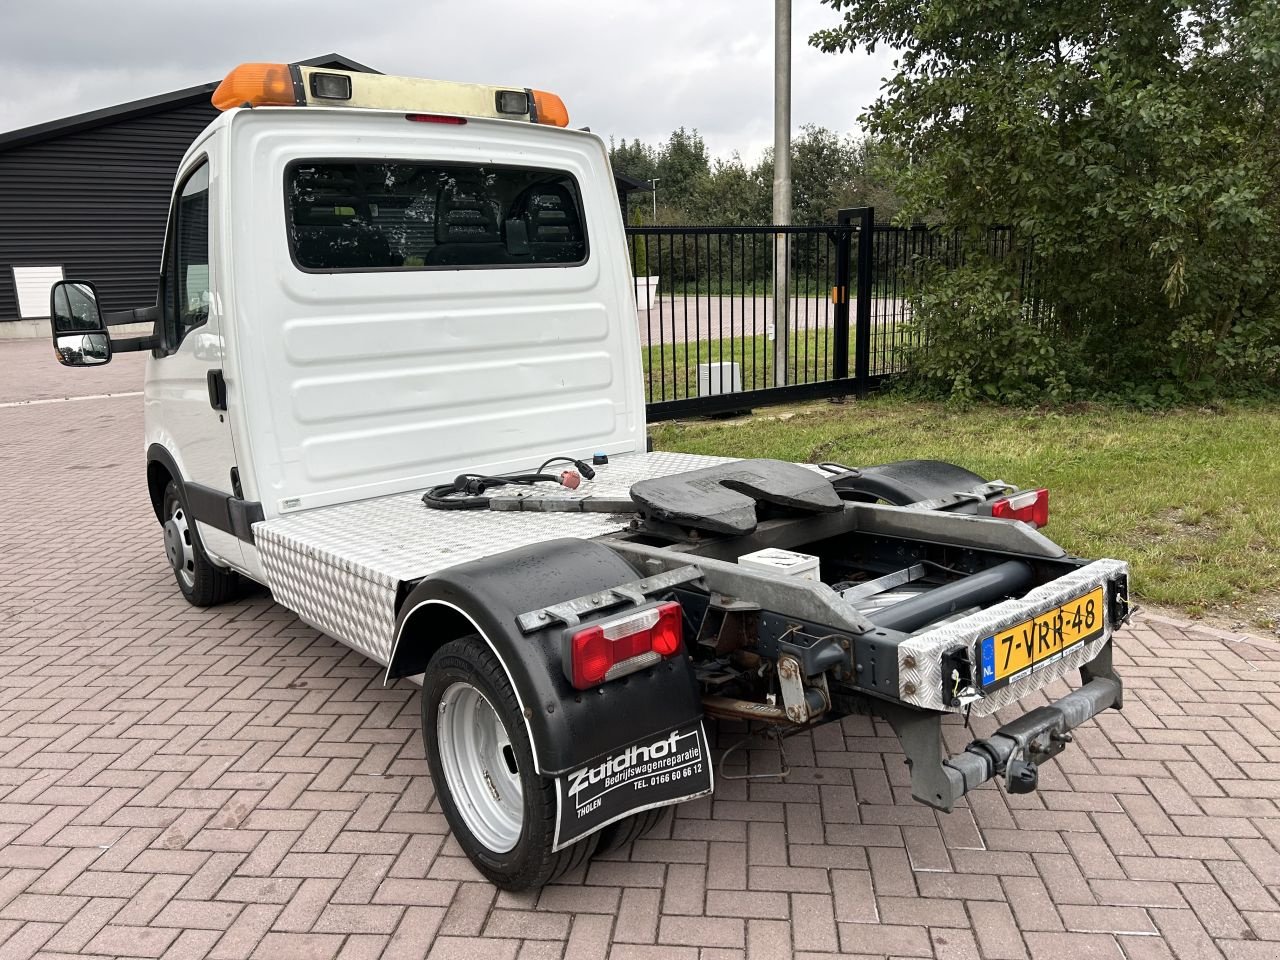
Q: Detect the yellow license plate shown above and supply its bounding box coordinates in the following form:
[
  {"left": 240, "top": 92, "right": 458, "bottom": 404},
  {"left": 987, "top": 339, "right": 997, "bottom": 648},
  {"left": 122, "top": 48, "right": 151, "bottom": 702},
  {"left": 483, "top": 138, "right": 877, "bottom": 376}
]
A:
[{"left": 978, "top": 586, "right": 1106, "bottom": 691}]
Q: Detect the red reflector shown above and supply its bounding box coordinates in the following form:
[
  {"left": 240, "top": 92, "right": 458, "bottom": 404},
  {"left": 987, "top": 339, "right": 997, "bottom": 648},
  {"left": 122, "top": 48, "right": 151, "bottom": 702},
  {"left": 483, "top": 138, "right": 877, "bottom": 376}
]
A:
[
  {"left": 651, "top": 603, "right": 682, "bottom": 656},
  {"left": 568, "top": 601, "right": 683, "bottom": 689},
  {"left": 570, "top": 625, "right": 609, "bottom": 689},
  {"left": 992, "top": 488, "right": 1049, "bottom": 528},
  {"left": 405, "top": 113, "right": 467, "bottom": 124}
]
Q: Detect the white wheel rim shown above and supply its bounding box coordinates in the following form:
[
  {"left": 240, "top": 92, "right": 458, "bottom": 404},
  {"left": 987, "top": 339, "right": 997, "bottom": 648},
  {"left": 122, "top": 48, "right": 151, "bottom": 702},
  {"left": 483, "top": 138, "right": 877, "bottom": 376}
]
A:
[
  {"left": 437, "top": 681, "right": 524, "bottom": 853},
  {"left": 164, "top": 501, "right": 196, "bottom": 589}
]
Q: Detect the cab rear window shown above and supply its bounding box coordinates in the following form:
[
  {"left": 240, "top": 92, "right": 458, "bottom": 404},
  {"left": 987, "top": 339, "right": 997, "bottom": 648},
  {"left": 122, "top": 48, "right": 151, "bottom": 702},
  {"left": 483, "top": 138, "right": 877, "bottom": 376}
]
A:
[{"left": 285, "top": 161, "right": 588, "bottom": 271}]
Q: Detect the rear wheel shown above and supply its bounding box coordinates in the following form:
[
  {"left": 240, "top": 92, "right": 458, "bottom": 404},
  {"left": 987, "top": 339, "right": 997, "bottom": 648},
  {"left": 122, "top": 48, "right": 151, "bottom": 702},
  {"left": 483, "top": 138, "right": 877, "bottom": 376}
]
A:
[
  {"left": 422, "top": 634, "right": 598, "bottom": 890},
  {"left": 594, "top": 806, "right": 666, "bottom": 853},
  {"left": 161, "top": 480, "right": 237, "bottom": 607}
]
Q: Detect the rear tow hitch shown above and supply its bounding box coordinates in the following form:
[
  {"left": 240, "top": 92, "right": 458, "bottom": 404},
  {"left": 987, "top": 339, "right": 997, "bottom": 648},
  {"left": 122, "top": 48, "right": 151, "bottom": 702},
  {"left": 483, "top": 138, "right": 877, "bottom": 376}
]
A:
[
  {"left": 877, "top": 651, "right": 1121, "bottom": 811},
  {"left": 1004, "top": 758, "right": 1038, "bottom": 794}
]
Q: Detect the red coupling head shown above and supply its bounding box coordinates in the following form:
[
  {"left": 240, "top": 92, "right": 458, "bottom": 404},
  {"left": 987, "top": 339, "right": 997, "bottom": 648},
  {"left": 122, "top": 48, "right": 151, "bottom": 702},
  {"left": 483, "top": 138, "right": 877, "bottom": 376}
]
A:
[{"left": 559, "top": 470, "right": 582, "bottom": 490}]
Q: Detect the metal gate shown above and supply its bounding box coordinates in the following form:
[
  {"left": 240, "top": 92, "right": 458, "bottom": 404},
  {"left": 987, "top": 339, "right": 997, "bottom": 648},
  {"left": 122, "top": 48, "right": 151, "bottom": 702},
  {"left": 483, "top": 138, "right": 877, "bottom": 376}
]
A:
[{"left": 629, "top": 208, "right": 900, "bottom": 421}]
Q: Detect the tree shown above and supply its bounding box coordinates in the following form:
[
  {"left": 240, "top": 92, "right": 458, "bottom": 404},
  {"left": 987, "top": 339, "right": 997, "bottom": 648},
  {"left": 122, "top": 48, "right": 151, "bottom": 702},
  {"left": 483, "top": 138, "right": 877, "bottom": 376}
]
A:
[
  {"left": 813, "top": 0, "right": 1280, "bottom": 398},
  {"left": 608, "top": 138, "right": 659, "bottom": 185},
  {"left": 754, "top": 125, "right": 905, "bottom": 224},
  {"left": 609, "top": 129, "right": 719, "bottom": 224},
  {"left": 656, "top": 128, "right": 714, "bottom": 221},
  {"left": 692, "top": 154, "right": 770, "bottom": 225},
  {"left": 612, "top": 125, "right": 900, "bottom": 226}
]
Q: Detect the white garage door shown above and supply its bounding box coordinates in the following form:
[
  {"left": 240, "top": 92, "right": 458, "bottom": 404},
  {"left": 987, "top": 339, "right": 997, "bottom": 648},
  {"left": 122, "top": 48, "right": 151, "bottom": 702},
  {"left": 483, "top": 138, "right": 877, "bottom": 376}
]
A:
[{"left": 12, "top": 265, "right": 65, "bottom": 318}]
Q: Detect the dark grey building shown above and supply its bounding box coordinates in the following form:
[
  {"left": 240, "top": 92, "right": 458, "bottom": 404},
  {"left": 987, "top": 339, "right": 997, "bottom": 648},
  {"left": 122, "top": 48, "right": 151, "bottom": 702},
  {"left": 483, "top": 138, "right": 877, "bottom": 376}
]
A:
[
  {"left": 0, "top": 57, "right": 651, "bottom": 332},
  {"left": 0, "top": 55, "right": 376, "bottom": 330}
]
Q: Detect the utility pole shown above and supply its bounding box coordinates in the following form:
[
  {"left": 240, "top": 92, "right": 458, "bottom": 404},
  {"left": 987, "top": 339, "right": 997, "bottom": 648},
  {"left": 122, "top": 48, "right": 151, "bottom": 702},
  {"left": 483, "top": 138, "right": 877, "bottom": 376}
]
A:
[
  {"left": 772, "top": 0, "right": 792, "bottom": 387},
  {"left": 650, "top": 178, "right": 660, "bottom": 222}
]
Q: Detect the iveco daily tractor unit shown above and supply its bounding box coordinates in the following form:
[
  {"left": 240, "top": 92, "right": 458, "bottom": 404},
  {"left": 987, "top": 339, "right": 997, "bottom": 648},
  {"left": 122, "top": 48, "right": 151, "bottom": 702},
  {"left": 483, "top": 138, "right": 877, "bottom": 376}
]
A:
[{"left": 48, "top": 62, "right": 1129, "bottom": 890}]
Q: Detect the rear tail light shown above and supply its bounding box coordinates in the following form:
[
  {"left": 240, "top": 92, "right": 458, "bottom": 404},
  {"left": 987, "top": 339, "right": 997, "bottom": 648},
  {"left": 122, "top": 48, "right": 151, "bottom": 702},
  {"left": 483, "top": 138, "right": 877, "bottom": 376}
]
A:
[
  {"left": 992, "top": 488, "right": 1049, "bottom": 528},
  {"left": 566, "top": 601, "right": 683, "bottom": 689}
]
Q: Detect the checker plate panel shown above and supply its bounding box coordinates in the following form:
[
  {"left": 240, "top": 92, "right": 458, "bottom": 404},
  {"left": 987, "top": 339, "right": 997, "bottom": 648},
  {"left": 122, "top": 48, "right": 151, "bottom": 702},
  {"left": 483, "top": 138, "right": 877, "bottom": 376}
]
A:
[{"left": 253, "top": 451, "right": 732, "bottom": 663}]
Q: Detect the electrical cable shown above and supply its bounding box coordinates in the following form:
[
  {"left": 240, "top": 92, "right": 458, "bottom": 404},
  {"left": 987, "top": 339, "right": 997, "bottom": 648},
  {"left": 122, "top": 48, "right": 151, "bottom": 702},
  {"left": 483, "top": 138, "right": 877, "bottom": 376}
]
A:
[
  {"left": 422, "top": 453, "right": 594, "bottom": 510},
  {"left": 422, "top": 472, "right": 556, "bottom": 510},
  {"left": 537, "top": 456, "right": 597, "bottom": 480}
]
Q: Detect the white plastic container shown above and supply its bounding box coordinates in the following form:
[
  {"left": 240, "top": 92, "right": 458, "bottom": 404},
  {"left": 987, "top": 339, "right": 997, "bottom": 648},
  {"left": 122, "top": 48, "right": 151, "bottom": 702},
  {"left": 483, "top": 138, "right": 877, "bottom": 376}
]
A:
[
  {"left": 697, "top": 361, "right": 743, "bottom": 397},
  {"left": 634, "top": 275, "right": 660, "bottom": 309},
  {"left": 736, "top": 547, "right": 821, "bottom": 581}
]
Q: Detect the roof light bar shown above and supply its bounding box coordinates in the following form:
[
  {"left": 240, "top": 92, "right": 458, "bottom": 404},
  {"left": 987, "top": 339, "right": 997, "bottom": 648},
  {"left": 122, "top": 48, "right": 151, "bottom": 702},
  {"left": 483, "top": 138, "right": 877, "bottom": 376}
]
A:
[
  {"left": 210, "top": 62, "right": 570, "bottom": 127},
  {"left": 495, "top": 90, "right": 530, "bottom": 115},
  {"left": 211, "top": 63, "right": 296, "bottom": 111},
  {"left": 530, "top": 90, "right": 570, "bottom": 127},
  {"left": 310, "top": 72, "right": 352, "bottom": 101}
]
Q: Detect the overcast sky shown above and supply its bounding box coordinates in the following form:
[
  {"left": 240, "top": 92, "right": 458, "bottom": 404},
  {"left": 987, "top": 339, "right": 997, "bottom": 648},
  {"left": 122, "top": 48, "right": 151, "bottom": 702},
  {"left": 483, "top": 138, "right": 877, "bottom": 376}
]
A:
[{"left": 0, "top": 0, "right": 893, "bottom": 160}]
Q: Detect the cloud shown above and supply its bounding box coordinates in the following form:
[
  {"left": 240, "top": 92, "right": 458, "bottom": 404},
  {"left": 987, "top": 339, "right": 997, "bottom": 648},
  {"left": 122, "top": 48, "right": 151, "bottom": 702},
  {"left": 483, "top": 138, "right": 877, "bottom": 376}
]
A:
[{"left": 0, "top": 0, "right": 894, "bottom": 159}]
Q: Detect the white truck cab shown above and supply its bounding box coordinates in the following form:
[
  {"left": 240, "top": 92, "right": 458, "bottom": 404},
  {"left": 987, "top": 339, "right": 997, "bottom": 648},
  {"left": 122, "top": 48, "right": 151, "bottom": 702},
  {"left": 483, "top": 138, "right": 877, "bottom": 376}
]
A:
[
  {"left": 50, "top": 62, "right": 1130, "bottom": 892},
  {"left": 116, "top": 66, "right": 645, "bottom": 593}
]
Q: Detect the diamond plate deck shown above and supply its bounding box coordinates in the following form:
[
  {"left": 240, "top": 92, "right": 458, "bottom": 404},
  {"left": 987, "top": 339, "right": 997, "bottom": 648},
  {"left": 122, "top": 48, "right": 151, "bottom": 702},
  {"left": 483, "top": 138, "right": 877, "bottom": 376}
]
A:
[{"left": 253, "top": 451, "right": 732, "bottom": 663}]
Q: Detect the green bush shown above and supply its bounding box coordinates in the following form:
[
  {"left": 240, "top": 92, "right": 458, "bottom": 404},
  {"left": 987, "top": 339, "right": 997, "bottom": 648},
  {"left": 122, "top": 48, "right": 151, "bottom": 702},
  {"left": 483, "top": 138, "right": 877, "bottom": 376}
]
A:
[
  {"left": 814, "top": 0, "right": 1280, "bottom": 402},
  {"left": 904, "top": 259, "right": 1074, "bottom": 404}
]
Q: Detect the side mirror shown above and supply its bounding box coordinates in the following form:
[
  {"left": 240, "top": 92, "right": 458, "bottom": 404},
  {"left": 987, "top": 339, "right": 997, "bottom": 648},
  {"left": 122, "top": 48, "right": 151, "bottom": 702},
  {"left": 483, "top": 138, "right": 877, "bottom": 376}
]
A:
[{"left": 50, "top": 280, "right": 111, "bottom": 367}]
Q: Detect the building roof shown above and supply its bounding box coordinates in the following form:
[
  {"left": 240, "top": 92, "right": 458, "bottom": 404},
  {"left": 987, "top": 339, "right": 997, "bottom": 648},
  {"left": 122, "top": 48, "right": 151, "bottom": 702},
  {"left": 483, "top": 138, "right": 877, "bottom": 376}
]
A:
[
  {"left": 614, "top": 173, "right": 655, "bottom": 194},
  {"left": 0, "top": 54, "right": 379, "bottom": 153}
]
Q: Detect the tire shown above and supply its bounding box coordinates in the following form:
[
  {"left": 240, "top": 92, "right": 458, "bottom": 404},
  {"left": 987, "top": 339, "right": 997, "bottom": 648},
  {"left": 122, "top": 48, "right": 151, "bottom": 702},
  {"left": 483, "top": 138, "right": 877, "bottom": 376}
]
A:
[
  {"left": 422, "top": 634, "right": 598, "bottom": 890},
  {"left": 594, "top": 806, "right": 666, "bottom": 853},
  {"left": 161, "top": 480, "right": 238, "bottom": 607}
]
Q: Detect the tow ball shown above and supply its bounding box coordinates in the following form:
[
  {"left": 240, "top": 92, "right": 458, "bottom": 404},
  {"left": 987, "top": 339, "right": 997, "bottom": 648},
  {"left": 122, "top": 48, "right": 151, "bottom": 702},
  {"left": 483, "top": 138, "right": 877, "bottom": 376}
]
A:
[
  {"left": 1005, "top": 728, "right": 1072, "bottom": 795},
  {"left": 1005, "top": 758, "right": 1038, "bottom": 794}
]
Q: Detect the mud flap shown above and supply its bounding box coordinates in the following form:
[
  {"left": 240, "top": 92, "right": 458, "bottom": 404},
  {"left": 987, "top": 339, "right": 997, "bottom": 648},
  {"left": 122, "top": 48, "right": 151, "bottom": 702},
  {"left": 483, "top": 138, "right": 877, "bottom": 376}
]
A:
[{"left": 551, "top": 720, "right": 714, "bottom": 851}]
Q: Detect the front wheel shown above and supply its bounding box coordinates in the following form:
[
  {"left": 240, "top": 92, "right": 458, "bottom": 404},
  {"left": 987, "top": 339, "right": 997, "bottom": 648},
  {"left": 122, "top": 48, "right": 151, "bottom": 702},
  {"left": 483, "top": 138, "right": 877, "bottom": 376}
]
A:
[
  {"left": 161, "top": 480, "right": 237, "bottom": 607},
  {"left": 422, "top": 635, "right": 598, "bottom": 890}
]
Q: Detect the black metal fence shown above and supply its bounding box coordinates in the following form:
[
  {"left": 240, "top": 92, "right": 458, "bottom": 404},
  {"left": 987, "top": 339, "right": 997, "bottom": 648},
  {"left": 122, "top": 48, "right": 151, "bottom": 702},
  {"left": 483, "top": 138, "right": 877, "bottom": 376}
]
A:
[
  {"left": 626, "top": 223, "right": 859, "bottom": 419},
  {"left": 628, "top": 210, "right": 1034, "bottom": 419}
]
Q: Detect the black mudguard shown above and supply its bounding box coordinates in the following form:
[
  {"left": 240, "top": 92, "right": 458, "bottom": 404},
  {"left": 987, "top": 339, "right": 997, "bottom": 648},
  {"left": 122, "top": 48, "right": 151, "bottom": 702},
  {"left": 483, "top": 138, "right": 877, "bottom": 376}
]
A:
[
  {"left": 386, "top": 538, "right": 706, "bottom": 777},
  {"left": 832, "top": 459, "right": 987, "bottom": 506}
]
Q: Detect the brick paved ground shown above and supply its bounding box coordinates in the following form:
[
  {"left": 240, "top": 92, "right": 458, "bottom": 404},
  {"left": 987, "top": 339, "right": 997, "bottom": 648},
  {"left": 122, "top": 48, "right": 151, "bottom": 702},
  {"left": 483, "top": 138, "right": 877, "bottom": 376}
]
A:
[
  {"left": 0, "top": 338, "right": 144, "bottom": 405},
  {"left": 3, "top": 340, "right": 1280, "bottom": 959}
]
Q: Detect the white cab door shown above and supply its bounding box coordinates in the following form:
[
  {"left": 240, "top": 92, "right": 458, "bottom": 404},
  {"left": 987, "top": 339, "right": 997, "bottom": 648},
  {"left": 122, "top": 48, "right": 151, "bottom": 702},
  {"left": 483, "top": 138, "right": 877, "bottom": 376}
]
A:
[{"left": 144, "top": 149, "right": 244, "bottom": 569}]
